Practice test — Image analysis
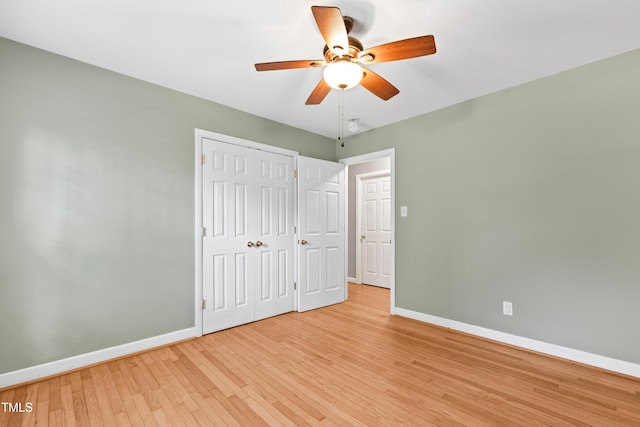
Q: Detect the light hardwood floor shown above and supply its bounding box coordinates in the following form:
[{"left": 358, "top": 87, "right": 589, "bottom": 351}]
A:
[{"left": 2, "top": 283, "right": 639, "bottom": 426}]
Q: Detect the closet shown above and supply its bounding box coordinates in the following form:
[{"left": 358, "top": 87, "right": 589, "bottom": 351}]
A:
[
  {"left": 199, "top": 134, "right": 345, "bottom": 334},
  {"left": 201, "top": 138, "right": 295, "bottom": 333}
]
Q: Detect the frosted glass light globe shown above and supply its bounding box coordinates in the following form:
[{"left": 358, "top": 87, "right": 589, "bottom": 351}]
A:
[{"left": 323, "top": 60, "right": 363, "bottom": 90}]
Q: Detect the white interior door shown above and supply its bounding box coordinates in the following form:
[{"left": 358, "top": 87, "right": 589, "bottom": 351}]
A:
[
  {"left": 253, "top": 150, "right": 295, "bottom": 321},
  {"left": 298, "top": 156, "right": 346, "bottom": 312},
  {"left": 202, "top": 140, "right": 253, "bottom": 333},
  {"left": 361, "top": 175, "right": 391, "bottom": 288},
  {"left": 202, "top": 138, "right": 294, "bottom": 334}
]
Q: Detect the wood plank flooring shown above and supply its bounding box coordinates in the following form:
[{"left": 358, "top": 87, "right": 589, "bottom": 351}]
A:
[{"left": 2, "top": 283, "right": 639, "bottom": 426}]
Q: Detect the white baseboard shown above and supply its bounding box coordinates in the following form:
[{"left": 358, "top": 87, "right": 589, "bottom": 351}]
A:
[
  {"left": 394, "top": 307, "right": 640, "bottom": 379},
  {"left": 0, "top": 327, "right": 197, "bottom": 389}
]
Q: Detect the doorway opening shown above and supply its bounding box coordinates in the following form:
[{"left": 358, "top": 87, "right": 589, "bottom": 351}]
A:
[
  {"left": 340, "top": 149, "right": 395, "bottom": 314},
  {"left": 355, "top": 169, "right": 391, "bottom": 288}
]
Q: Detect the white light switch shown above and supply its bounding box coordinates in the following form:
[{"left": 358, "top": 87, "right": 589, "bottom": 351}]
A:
[{"left": 400, "top": 206, "right": 408, "bottom": 217}]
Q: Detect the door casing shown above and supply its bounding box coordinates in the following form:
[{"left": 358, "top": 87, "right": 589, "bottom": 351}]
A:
[{"left": 340, "top": 149, "right": 396, "bottom": 314}]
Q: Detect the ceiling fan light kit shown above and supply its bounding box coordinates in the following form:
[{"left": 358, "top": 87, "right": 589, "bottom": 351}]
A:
[
  {"left": 254, "top": 5, "right": 437, "bottom": 105},
  {"left": 323, "top": 59, "right": 363, "bottom": 90}
]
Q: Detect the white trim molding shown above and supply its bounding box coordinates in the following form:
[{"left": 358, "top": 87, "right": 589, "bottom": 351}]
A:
[
  {"left": 395, "top": 307, "right": 640, "bottom": 379},
  {"left": 0, "top": 328, "right": 197, "bottom": 389},
  {"left": 340, "top": 149, "right": 396, "bottom": 315}
]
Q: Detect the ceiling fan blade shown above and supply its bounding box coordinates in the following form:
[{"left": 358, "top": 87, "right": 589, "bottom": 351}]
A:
[
  {"left": 359, "top": 35, "right": 436, "bottom": 64},
  {"left": 311, "top": 6, "right": 349, "bottom": 54},
  {"left": 305, "top": 79, "right": 332, "bottom": 105},
  {"left": 255, "top": 60, "right": 326, "bottom": 71},
  {"left": 360, "top": 67, "right": 399, "bottom": 101}
]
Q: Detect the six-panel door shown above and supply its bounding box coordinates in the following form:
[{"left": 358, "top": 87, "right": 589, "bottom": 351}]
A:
[
  {"left": 362, "top": 175, "right": 392, "bottom": 288},
  {"left": 202, "top": 138, "right": 295, "bottom": 333},
  {"left": 297, "top": 156, "right": 346, "bottom": 312}
]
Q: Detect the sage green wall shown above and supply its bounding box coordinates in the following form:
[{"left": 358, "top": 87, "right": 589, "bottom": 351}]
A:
[
  {"left": 0, "top": 37, "right": 334, "bottom": 374},
  {"left": 339, "top": 48, "right": 640, "bottom": 364}
]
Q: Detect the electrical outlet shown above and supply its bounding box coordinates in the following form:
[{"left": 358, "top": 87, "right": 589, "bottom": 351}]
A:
[{"left": 503, "top": 301, "right": 513, "bottom": 316}]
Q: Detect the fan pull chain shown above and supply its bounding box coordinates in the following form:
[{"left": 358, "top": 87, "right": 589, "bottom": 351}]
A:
[{"left": 338, "top": 88, "right": 345, "bottom": 147}]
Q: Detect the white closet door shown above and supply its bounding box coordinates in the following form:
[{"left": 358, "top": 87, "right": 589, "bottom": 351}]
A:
[
  {"left": 202, "top": 139, "right": 294, "bottom": 333},
  {"left": 362, "top": 175, "right": 391, "bottom": 288},
  {"left": 298, "top": 156, "right": 346, "bottom": 312},
  {"left": 202, "top": 139, "right": 255, "bottom": 333},
  {"left": 253, "top": 150, "right": 295, "bottom": 321}
]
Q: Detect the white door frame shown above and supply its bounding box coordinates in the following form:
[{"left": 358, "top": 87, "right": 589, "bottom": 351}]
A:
[
  {"left": 194, "top": 129, "right": 299, "bottom": 336},
  {"left": 340, "top": 149, "right": 396, "bottom": 314},
  {"left": 355, "top": 169, "right": 391, "bottom": 285}
]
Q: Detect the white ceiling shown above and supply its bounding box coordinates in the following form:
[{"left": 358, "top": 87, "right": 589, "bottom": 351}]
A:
[{"left": 2, "top": 0, "right": 640, "bottom": 138}]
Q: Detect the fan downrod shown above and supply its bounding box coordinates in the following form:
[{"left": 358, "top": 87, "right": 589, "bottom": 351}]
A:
[{"left": 343, "top": 16, "right": 354, "bottom": 34}]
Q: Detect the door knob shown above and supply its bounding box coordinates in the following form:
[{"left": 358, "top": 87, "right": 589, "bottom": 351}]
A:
[
  {"left": 300, "top": 239, "right": 308, "bottom": 245},
  {"left": 255, "top": 241, "right": 263, "bottom": 247},
  {"left": 247, "top": 241, "right": 254, "bottom": 247}
]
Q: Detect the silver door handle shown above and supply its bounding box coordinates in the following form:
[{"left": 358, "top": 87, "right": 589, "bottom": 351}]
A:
[
  {"left": 255, "top": 241, "right": 263, "bottom": 247},
  {"left": 247, "top": 241, "right": 254, "bottom": 247},
  {"left": 300, "top": 239, "right": 308, "bottom": 245}
]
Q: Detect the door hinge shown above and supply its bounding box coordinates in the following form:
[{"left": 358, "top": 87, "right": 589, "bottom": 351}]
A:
[
  {"left": 293, "top": 282, "right": 297, "bottom": 290},
  {"left": 292, "top": 169, "right": 297, "bottom": 179},
  {"left": 202, "top": 299, "right": 206, "bottom": 309},
  {"left": 202, "top": 227, "right": 207, "bottom": 237},
  {"left": 201, "top": 154, "right": 205, "bottom": 165},
  {"left": 293, "top": 226, "right": 297, "bottom": 234}
]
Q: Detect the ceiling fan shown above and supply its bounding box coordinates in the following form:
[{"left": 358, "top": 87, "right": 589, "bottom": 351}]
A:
[{"left": 255, "top": 5, "right": 437, "bottom": 105}]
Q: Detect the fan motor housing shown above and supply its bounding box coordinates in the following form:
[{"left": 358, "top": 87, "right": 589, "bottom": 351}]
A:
[{"left": 323, "top": 36, "right": 363, "bottom": 63}]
